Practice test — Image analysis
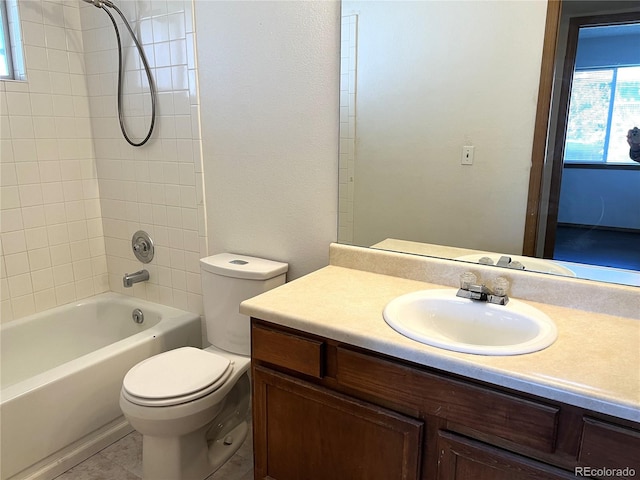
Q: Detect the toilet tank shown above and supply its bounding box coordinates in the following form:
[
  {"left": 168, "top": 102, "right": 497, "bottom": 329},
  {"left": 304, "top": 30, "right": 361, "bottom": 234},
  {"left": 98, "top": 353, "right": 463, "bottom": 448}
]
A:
[{"left": 200, "top": 253, "right": 288, "bottom": 355}]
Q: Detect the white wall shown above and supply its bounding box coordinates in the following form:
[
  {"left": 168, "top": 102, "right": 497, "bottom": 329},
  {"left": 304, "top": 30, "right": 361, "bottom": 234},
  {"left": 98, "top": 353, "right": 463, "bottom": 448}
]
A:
[
  {"left": 343, "top": 1, "right": 548, "bottom": 255},
  {"left": 558, "top": 168, "right": 640, "bottom": 229},
  {"left": 195, "top": 0, "right": 340, "bottom": 280}
]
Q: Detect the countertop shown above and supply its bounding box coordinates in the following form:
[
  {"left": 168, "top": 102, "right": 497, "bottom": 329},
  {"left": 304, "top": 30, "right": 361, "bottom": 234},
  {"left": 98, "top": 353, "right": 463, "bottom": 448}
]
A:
[{"left": 240, "top": 264, "right": 640, "bottom": 423}]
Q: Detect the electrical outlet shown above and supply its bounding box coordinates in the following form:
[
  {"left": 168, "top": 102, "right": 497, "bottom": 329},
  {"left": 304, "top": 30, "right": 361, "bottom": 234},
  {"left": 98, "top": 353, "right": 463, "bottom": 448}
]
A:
[{"left": 461, "top": 146, "right": 474, "bottom": 165}]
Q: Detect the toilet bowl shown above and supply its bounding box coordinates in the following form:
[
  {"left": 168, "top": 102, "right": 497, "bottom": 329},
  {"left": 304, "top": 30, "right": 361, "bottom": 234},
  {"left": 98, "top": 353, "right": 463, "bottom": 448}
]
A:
[
  {"left": 120, "top": 345, "right": 251, "bottom": 480},
  {"left": 119, "top": 254, "right": 288, "bottom": 480}
]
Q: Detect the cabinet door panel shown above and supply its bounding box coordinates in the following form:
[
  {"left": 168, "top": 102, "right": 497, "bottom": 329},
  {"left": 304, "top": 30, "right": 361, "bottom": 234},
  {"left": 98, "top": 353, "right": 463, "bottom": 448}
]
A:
[
  {"left": 578, "top": 417, "right": 640, "bottom": 479},
  {"left": 253, "top": 366, "right": 423, "bottom": 480},
  {"left": 437, "top": 431, "right": 577, "bottom": 480}
]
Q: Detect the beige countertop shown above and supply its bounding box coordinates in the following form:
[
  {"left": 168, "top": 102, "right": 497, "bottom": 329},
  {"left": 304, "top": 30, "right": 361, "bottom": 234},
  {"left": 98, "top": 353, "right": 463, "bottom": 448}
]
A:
[{"left": 241, "top": 264, "right": 640, "bottom": 423}]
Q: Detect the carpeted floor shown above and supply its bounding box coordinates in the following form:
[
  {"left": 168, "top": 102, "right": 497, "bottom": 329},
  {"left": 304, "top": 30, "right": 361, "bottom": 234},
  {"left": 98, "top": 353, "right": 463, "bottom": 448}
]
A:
[{"left": 553, "top": 225, "right": 640, "bottom": 271}]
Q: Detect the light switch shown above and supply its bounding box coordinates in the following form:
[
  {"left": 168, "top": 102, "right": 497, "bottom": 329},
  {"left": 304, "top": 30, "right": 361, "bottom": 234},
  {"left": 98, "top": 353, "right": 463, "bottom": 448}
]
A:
[{"left": 461, "top": 146, "right": 474, "bottom": 165}]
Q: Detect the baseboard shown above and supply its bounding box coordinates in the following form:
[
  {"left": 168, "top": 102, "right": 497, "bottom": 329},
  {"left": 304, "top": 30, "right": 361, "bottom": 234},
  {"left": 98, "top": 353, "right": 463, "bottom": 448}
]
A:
[{"left": 557, "top": 223, "right": 640, "bottom": 234}]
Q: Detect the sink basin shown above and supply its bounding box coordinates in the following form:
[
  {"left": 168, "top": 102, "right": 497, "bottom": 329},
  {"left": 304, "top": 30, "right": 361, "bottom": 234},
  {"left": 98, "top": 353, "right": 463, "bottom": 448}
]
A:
[
  {"left": 455, "top": 253, "right": 576, "bottom": 277},
  {"left": 383, "top": 289, "right": 557, "bottom": 355}
]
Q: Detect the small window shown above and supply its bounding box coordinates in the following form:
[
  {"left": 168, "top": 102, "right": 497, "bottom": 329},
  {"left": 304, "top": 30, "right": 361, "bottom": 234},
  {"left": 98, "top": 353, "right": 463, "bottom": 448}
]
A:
[
  {"left": 1, "top": 0, "right": 24, "bottom": 81},
  {"left": 0, "top": 0, "right": 13, "bottom": 79}
]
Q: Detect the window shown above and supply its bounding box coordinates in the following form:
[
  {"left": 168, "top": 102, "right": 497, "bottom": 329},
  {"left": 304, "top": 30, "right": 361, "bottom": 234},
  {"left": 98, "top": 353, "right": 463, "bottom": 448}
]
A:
[
  {"left": 0, "top": 0, "right": 13, "bottom": 78},
  {"left": 564, "top": 66, "right": 640, "bottom": 164},
  {"left": 0, "top": 0, "right": 24, "bottom": 81}
]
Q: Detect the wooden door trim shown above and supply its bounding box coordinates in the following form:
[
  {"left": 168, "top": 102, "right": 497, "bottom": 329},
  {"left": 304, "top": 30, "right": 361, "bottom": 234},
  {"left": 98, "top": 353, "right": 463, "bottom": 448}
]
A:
[{"left": 523, "top": 0, "right": 562, "bottom": 257}]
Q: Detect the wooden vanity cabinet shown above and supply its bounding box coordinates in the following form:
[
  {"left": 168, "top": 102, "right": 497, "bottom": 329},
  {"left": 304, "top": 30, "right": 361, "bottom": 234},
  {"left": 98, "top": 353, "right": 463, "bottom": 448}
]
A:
[{"left": 251, "top": 320, "right": 640, "bottom": 480}]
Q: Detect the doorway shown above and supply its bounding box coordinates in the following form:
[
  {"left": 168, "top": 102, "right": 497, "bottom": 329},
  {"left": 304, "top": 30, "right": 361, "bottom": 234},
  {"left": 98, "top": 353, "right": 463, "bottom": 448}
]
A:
[{"left": 524, "top": 2, "right": 640, "bottom": 272}]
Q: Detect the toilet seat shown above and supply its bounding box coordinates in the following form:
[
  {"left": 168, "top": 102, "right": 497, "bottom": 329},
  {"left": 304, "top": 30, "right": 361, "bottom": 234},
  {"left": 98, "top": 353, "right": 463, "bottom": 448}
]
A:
[{"left": 122, "top": 347, "right": 233, "bottom": 407}]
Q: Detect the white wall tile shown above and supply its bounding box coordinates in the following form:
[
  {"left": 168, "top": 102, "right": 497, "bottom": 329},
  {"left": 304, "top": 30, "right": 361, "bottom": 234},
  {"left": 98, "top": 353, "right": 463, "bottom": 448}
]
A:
[
  {"left": 28, "top": 247, "right": 51, "bottom": 271},
  {"left": 44, "top": 203, "right": 66, "bottom": 224},
  {"left": 6, "top": 92, "right": 32, "bottom": 115},
  {"left": 33, "top": 117, "right": 57, "bottom": 138},
  {"left": 55, "top": 282, "right": 76, "bottom": 304},
  {"left": 8, "top": 272, "right": 33, "bottom": 297},
  {"left": 38, "top": 161, "right": 61, "bottom": 182},
  {"left": 32, "top": 267, "right": 54, "bottom": 292},
  {"left": 1, "top": 186, "right": 21, "bottom": 209},
  {"left": 25, "top": 226, "right": 49, "bottom": 249},
  {"left": 47, "top": 223, "right": 69, "bottom": 245},
  {"left": 1, "top": 209, "right": 24, "bottom": 231},
  {"left": 2, "top": 231, "right": 27, "bottom": 254},
  {"left": 21, "top": 205, "right": 46, "bottom": 229},
  {"left": 34, "top": 288, "right": 56, "bottom": 311},
  {"left": 10, "top": 116, "right": 36, "bottom": 139},
  {"left": 11, "top": 294, "right": 35, "bottom": 318},
  {"left": 1, "top": 162, "right": 17, "bottom": 185},
  {"left": 41, "top": 182, "right": 64, "bottom": 203},
  {"left": 5, "top": 252, "right": 30, "bottom": 276},
  {"left": 52, "top": 263, "right": 74, "bottom": 285},
  {"left": 50, "top": 243, "right": 72, "bottom": 266}
]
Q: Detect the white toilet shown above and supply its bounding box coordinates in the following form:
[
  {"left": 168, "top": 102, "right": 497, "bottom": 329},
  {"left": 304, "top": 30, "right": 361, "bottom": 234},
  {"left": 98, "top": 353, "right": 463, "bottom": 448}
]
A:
[{"left": 119, "top": 253, "right": 288, "bottom": 480}]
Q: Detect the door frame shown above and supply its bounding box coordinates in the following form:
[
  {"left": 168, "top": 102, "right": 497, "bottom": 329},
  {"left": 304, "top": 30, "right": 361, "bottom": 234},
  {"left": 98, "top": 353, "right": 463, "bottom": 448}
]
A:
[{"left": 523, "top": 0, "right": 562, "bottom": 257}]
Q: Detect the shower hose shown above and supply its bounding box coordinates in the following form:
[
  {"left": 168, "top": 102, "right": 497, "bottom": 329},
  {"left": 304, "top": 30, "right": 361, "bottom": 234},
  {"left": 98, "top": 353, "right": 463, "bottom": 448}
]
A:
[{"left": 85, "top": 0, "right": 156, "bottom": 147}]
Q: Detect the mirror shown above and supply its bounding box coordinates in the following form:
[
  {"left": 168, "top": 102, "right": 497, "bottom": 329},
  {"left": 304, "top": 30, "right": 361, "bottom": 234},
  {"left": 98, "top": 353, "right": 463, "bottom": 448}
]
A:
[{"left": 338, "top": 0, "right": 640, "bottom": 287}]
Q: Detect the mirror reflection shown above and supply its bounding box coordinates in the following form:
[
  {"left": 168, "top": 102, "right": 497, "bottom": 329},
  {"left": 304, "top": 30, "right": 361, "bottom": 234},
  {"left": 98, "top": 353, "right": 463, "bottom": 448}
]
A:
[{"left": 338, "top": 0, "right": 640, "bottom": 287}]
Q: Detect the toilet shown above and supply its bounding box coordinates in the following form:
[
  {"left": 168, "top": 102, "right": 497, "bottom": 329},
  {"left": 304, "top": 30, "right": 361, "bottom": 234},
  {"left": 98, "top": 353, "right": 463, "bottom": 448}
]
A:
[{"left": 119, "top": 253, "right": 288, "bottom": 480}]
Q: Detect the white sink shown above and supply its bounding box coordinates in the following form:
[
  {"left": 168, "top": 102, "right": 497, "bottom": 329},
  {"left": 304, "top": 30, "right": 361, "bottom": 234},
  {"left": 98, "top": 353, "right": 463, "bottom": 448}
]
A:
[
  {"left": 383, "top": 289, "right": 557, "bottom": 355},
  {"left": 455, "top": 253, "right": 576, "bottom": 277}
]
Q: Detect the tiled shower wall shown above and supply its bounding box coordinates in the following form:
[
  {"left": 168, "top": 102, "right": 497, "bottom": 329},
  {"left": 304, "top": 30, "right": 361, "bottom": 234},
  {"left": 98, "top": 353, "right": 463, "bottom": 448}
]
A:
[
  {"left": 1, "top": 0, "right": 206, "bottom": 322},
  {"left": 338, "top": 14, "right": 356, "bottom": 244},
  {"left": 79, "top": 0, "right": 206, "bottom": 316},
  {"left": 1, "top": 0, "right": 108, "bottom": 322}
]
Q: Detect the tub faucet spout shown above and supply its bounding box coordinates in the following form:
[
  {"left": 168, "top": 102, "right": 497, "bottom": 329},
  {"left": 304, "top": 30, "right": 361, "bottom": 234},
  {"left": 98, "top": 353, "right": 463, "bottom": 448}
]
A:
[{"left": 123, "top": 269, "right": 149, "bottom": 288}]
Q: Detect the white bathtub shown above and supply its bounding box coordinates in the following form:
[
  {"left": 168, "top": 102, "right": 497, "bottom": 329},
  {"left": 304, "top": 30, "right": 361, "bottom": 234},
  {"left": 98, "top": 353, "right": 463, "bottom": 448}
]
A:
[{"left": 0, "top": 292, "right": 202, "bottom": 480}]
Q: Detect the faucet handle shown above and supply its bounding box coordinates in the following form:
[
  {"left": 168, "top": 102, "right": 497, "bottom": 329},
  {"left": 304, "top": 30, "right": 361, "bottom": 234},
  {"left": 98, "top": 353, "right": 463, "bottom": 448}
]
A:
[
  {"left": 459, "top": 272, "right": 478, "bottom": 290},
  {"left": 492, "top": 277, "right": 510, "bottom": 296}
]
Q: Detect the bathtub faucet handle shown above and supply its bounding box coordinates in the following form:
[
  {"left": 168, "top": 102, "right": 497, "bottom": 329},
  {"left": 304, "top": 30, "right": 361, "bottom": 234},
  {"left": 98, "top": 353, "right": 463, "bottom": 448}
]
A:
[
  {"left": 123, "top": 269, "right": 149, "bottom": 288},
  {"left": 131, "top": 231, "right": 154, "bottom": 264}
]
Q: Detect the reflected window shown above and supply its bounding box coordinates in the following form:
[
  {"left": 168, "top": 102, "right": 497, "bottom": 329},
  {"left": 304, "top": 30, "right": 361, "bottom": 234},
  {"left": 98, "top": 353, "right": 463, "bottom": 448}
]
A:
[
  {"left": 564, "top": 66, "right": 640, "bottom": 164},
  {"left": 563, "top": 22, "right": 640, "bottom": 165}
]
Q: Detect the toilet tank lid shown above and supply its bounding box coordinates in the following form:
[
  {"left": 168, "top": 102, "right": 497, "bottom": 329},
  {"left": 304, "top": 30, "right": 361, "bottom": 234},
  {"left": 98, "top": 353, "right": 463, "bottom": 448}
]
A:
[{"left": 200, "top": 253, "right": 288, "bottom": 280}]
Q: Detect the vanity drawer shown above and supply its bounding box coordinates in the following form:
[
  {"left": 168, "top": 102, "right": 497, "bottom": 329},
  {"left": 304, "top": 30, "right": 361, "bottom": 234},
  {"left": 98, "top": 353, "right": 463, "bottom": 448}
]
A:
[
  {"left": 336, "top": 347, "right": 559, "bottom": 453},
  {"left": 251, "top": 322, "right": 324, "bottom": 378},
  {"left": 578, "top": 417, "right": 640, "bottom": 477}
]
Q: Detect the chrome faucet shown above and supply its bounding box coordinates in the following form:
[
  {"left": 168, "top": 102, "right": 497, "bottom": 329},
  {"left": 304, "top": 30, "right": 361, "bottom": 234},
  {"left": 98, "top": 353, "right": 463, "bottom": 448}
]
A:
[
  {"left": 456, "top": 273, "right": 509, "bottom": 305},
  {"left": 496, "top": 255, "right": 525, "bottom": 270},
  {"left": 123, "top": 269, "right": 149, "bottom": 288}
]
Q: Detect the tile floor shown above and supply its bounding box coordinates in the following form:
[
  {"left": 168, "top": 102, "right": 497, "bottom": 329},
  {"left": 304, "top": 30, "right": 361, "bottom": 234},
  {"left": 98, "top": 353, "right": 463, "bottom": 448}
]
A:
[{"left": 55, "top": 428, "right": 254, "bottom": 480}]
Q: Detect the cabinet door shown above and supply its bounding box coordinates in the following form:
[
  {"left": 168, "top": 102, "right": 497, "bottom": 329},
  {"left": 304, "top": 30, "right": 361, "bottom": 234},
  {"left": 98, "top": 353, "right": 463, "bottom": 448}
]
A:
[
  {"left": 252, "top": 365, "right": 423, "bottom": 480},
  {"left": 436, "top": 431, "right": 577, "bottom": 480}
]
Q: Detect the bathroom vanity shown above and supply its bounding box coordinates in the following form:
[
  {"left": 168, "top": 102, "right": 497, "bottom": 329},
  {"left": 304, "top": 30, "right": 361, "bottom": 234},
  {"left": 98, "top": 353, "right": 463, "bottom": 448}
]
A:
[{"left": 241, "top": 245, "right": 640, "bottom": 480}]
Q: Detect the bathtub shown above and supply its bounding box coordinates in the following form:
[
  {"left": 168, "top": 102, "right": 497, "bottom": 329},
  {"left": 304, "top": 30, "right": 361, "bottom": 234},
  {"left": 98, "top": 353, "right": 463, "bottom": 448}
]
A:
[{"left": 0, "top": 292, "right": 202, "bottom": 480}]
